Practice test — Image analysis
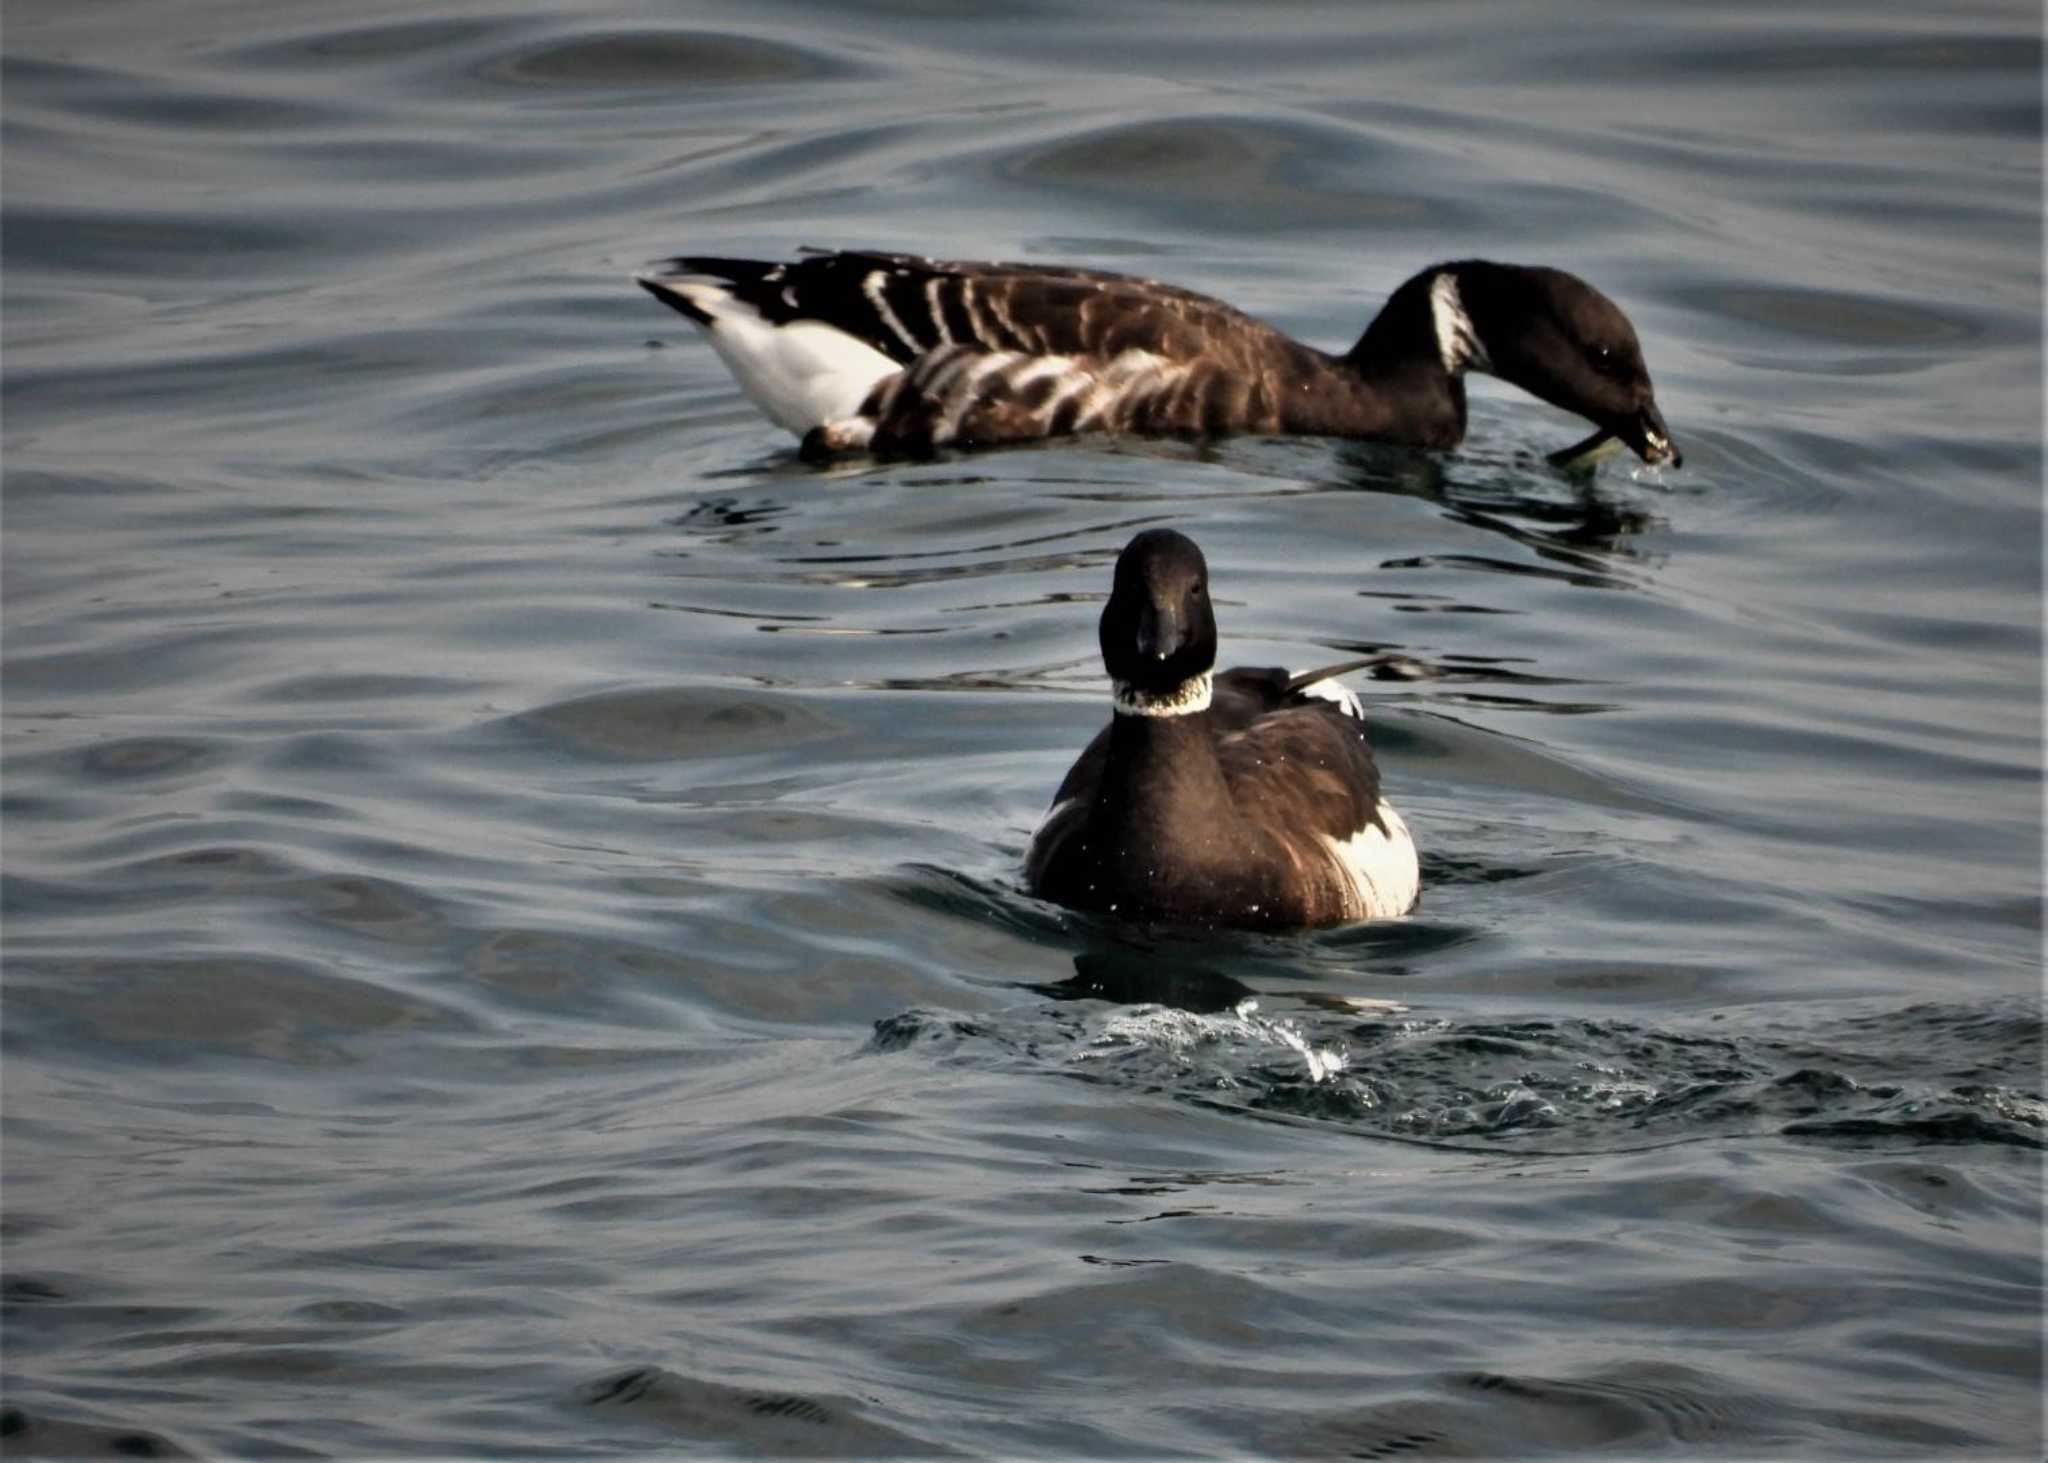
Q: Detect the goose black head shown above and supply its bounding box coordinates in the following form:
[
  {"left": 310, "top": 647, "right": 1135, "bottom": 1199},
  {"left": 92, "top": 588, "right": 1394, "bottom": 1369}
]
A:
[
  {"left": 1448, "top": 261, "right": 1681, "bottom": 469},
  {"left": 1100, "top": 529, "right": 1218, "bottom": 698}
]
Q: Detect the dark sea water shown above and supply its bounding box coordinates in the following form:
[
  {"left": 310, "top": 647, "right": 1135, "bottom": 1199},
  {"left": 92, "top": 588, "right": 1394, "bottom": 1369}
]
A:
[{"left": 3, "top": 1, "right": 2042, "bottom": 1456}]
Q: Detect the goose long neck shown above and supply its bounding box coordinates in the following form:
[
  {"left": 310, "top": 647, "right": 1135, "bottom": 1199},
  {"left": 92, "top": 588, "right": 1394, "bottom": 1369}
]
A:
[
  {"left": 1277, "top": 266, "right": 1469, "bottom": 446},
  {"left": 1103, "top": 701, "right": 1230, "bottom": 836},
  {"left": 1346, "top": 264, "right": 1487, "bottom": 372}
]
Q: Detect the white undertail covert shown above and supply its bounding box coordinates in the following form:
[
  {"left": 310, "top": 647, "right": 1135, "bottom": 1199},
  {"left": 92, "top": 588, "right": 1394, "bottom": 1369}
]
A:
[{"left": 642, "top": 274, "right": 897, "bottom": 434}]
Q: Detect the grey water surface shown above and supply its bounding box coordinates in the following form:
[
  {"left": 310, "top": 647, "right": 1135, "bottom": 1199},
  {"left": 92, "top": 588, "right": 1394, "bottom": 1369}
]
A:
[{"left": 3, "top": 0, "right": 2042, "bottom": 1456}]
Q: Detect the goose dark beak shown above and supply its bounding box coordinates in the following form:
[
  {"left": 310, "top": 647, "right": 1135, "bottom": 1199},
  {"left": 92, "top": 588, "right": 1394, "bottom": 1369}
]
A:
[
  {"left": 1136, "top": 601, "right": 1186, "bottom": 661},
  {"left": 1619, "top": 400, "right": 1681, "bottom": 469}
]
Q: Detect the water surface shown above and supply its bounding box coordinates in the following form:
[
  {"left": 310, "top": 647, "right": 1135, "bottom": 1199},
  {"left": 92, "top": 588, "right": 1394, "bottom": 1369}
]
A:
[{"left": 3, "top": 1, "right": 2041, "bottom": 1456}]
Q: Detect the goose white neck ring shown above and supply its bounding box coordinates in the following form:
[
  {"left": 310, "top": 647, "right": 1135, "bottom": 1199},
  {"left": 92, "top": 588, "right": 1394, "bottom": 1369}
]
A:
[{"left": 1112, "top": 672, "right": 1214, "bottom": 718}]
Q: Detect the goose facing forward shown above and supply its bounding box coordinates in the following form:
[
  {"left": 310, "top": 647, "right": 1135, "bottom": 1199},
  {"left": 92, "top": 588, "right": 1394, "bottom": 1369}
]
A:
[
  {"left": 1024, "top": 528, "right": 1420, "bottom": 931},
  {"left": 635, "top": 249, "right": 1680, "bottom": 467}
]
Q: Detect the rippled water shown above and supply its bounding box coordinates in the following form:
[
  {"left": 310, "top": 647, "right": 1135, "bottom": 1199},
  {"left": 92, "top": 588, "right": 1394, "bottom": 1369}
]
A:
[{"left": 3, "top": 1, "right": 2042, "bottom": 1456}]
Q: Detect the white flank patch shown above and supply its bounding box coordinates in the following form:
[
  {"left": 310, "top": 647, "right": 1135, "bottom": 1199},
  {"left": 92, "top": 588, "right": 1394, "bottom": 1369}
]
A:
[
  {"left": 1112, "top": 672, "right": 1214, "bottom": 718},
  {"left": 1322, "top": 799, "right": 1420, "bottom": 919},
  {"left": 933, "top": 355, "right": 1008, "bottom": 440},
  {"left": 1002, "top": 355, "right": 1078, "bottom": 394},
  {"left": 666, "top": 282, "right": 898, "bottom": 435},
  {"left": 1099, "top": 348, "right": 1176, "bottom": 388},
  {"left": 924, "top": 347, "right": 999, "bottom": 403},
  {"left": 932, "top": 353, "right": 1079, "bottom": 440},
  {"left": 1429, "top": 271, "right": 1491, "bottom": 375},
  {"left": 1042, "top": 369, "right": 1098, "bottom": 421},
  {"left": 985, "top": 353, "right": 1101, "bottom": 430}
]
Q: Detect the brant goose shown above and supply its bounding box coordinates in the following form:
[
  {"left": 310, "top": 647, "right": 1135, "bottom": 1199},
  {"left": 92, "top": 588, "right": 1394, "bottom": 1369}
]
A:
[
  {"left": 636, "top": 249, "right": 1679, "bottom": 467},
  {"left": 1024, "top": 528, "right": 1420, "bottom": 930}
]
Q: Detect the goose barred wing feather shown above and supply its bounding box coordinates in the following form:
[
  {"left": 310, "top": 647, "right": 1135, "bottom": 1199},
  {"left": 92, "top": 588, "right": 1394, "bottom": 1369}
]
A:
[
  {"left": 797, "top": 251, "right": 1282, "bottom": 363},
  {"left": 1215, "top": 700, "right": 1390, "bottom": 848},
  {"left": 1217, "top": 664, "right": 1393, "bottom": 849},
  {"left": 650, "top": 250, "right": 1306, "bottom": 366}
]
